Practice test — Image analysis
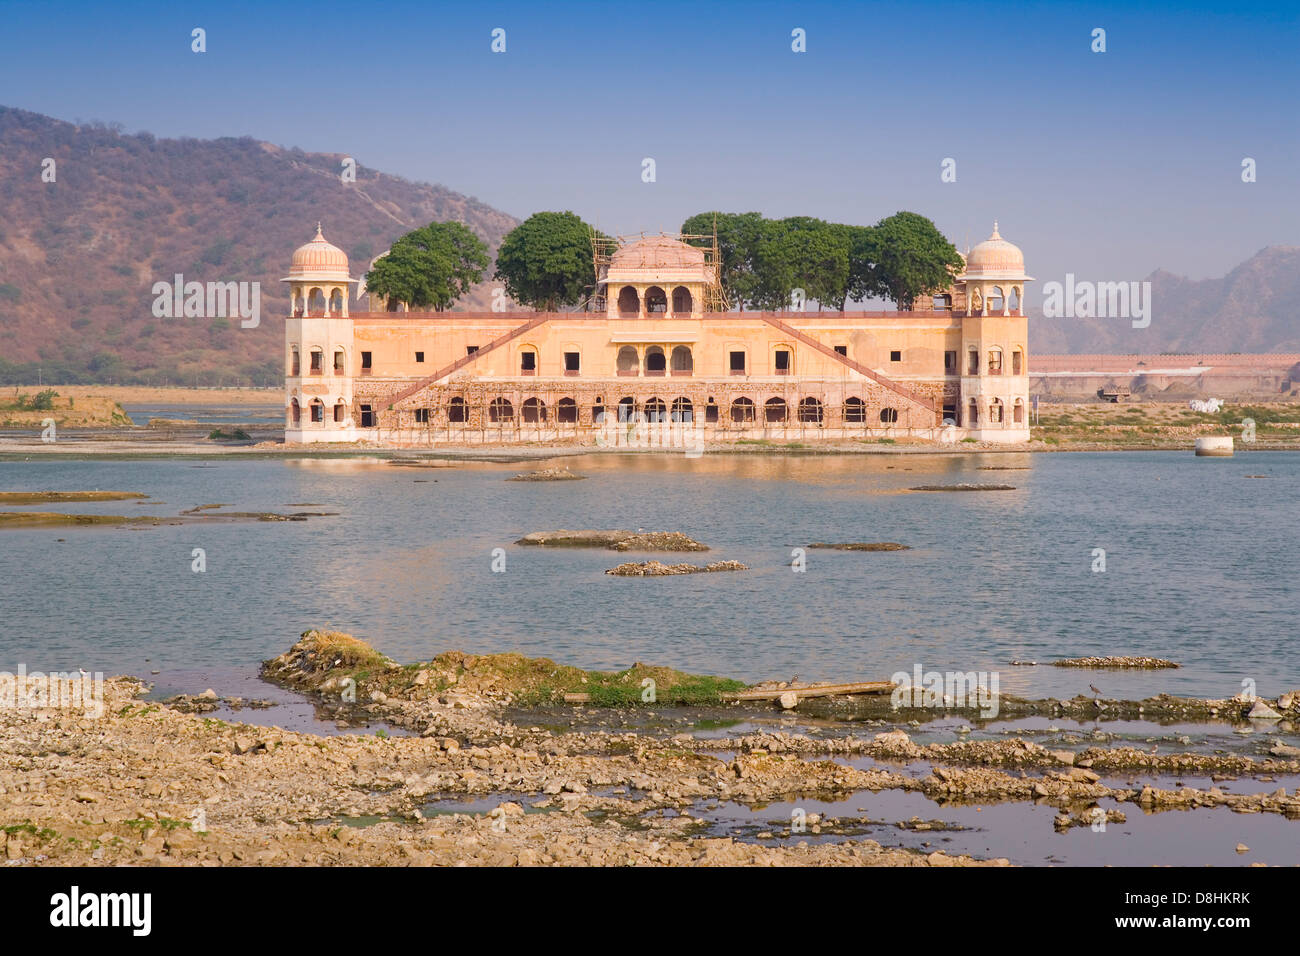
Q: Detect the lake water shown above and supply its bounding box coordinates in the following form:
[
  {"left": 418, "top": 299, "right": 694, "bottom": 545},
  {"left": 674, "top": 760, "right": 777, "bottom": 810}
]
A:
[{"left": 1, "top": 449, "right": 1297, "bottom": 702}]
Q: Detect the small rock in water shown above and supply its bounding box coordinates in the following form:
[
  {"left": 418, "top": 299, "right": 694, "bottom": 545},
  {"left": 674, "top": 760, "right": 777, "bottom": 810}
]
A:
[
  {"left": 1247, "top": 701, "right": 1282, "bottom": 720},
  {"left": 778, "top": 691, "right": 798, "bottom": 710}
]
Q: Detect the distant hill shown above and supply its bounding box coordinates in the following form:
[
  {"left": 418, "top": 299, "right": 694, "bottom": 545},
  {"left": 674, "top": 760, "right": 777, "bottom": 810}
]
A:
[
  {"left": 0, "top": 106, "right": 518, "bottom": 385},
  {"left": 1030, "top": 246, "right": 1300, "bottom": 354}
]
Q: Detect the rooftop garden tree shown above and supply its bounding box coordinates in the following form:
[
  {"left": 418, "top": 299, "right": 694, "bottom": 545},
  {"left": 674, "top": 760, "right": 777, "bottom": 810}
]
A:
[{"left": 363, "top": 220, "right": 489, "bottom": 312}]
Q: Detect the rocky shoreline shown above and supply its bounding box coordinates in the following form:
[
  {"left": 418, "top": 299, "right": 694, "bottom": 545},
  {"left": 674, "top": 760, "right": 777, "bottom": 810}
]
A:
[{"left": 3, "top": 631, "right": 1298, "bottom": 867}]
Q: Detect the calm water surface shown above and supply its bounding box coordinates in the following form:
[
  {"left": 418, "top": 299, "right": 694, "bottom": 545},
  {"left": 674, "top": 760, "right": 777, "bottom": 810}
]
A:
[{"left": 0, "top": 450, "right": 1296, "bottom": 700}]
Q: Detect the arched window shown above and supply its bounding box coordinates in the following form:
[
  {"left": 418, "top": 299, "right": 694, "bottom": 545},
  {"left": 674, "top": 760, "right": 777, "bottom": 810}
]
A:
[
  {"left": 1012, "top": 348, "right": 1023, "bottom": 375},
  {"left": 880, "top": 407, "right": 899, "bottom": 424},
  {"left": 967, "top": 398, "right": 979, "bottom": 425},
  {"left": 557, "top": 398, "right": 578, "bottom": 423},
  {"left": 989, "top": 287, "right": 1005, "bottom": 313},
  {"left": 309, "top": 347, "right": 324, "bottom": 374},
  {"left": 644, "top": 286, "right": 667, "bottom": 314},
  {"left": 968, "top": 348, "right": 979, "bottom": 375},
  {"left": 671, "top": 397, "right": 693, "bottom": 423},
  {"left": 764, "top": 397, "right": 788, "bottom": 423},
  {"left": 489, "top": 397, "right": 514, "bottom": 422},
  {"left": 1008, "top": 287, "right": 1021, "bottom": 314},
  {"left": 670, "top": 346, "right": 693, "bottom": 375},
  {"left": 671, "top": 286, "right": 693, "bottom": 314},
  {"left": 522, "top": 397, "right": 547, "bottom": 422},
  {"left": 617, "top": 286, "right": 639, "bottom": 317},
  {"left": 519, "top": 347, "right": 538, "bottom": 375},
  {"left": 290, "top": 398, "right": 300, "bottom": 425},
  {"left": 617, "top": 346, "right": 639, "bottom": 375},
  {"left": 333, "top": 348, "right": 345, "bottom": 374},
  {"left": 988, "top": 347, "right": 1003, "bottom": 375},
  {"left": 798, "top": 397, "right": 823, "bottom": 423},
  {"left": 333, "top": 401, "right": 346, "bottom": 423},
  {"left": 617, "top": 397, "right": 637, "bottom": 423},
  {"left": 448, "top": 397, "right": 468, "bottom": 423},
  {"left": 731, "top": 397, "right": 755, "bottom": 423},
  {"left": 290, "top": 348, "right": 300, "bottom": 376},
  {"left": 309, "top": 399, "right": 325, "bottom": 423},
  {"left": 989, "top": 398, "right": 1004, "bottom": 423},
  {"left": 308, "top": 288, "right": 326, "bottom": 314},
  {"left": 328, "top": 289, "right": 344, "bottom": 315},
  {"left": 644, "top": 346, "right": 666, "bottom": 375},
  {"left": 1013, "top": 398, "right": 1024, "bottom": 424},
  {"left": 643, "top": 397, "right": 667, "bottom": 422},
  {"left": 843, "top": 397, "right": 866, "bottom": 423}
]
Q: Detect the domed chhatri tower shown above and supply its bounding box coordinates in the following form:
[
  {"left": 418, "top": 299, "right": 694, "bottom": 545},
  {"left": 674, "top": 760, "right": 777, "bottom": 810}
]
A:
[
  {"left": 283, "top": 225, "right": 358, "bottom": 443},
  {"left": 601, "top": 235, "right": 712, "bottom": 318},
  {"left": 955, "top": 222, "right": 1031, "bottom": 441}
]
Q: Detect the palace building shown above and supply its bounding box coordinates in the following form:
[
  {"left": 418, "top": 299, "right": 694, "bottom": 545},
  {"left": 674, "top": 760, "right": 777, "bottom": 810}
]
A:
[{"left": 283, "top": 223, "right": 1031, "bottom": 445}]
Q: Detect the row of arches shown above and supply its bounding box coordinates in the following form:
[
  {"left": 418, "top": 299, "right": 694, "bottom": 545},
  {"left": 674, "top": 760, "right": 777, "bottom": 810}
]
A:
[
  {"left": 616, "top": 345, "right": 694, "bottom": 375},
  {"left": 289, "top": 397, "right": 349, "bottom": 425},
  {"left": 965, "top": 397, "right": 1026, "bottom": 425},
  {"left": 967, "top": 346, "right": 1025, "bottom": 376},
  {"left": 290, "top": 287, "right": 347, "bottom": 318},
  {"left": 290, "top": 345, "right": 346, "bottom": 376},
  {"left": 968, "top": 285, "right": 1025, "bottom": 316},
  {"left": 423, "top": 395, "right": 909, "bottom": 426},
  {"left": 615, "top": 285, "right": 693, "bottom": 317}
]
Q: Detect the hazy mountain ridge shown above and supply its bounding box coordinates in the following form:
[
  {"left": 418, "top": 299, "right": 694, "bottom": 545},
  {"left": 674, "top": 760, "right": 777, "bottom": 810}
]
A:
[
  {"left": 1030, "top": 246, "right": 1300, "bottom": 354},
  {"left": 1, "top": 106, "right": 1296, "bottom": 385},
  {"left": 0, "top": 106, "right": 518, "bottom": 385}
]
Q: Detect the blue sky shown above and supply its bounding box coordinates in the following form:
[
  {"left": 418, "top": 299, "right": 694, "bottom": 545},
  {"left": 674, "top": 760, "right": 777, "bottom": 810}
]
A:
[{"left": 2, "top": 0, "right": 1297, "bottom": 297}]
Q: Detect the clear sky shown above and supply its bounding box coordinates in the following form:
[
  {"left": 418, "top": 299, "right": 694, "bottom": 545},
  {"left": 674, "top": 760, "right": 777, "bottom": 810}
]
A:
[{"left": 2, "top": 0, "right": 1297, "bottom": 300}]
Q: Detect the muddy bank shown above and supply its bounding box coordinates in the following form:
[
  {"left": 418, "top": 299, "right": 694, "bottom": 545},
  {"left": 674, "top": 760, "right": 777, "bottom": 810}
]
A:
[
  {"left": 0, "top": 491, "right": 148, "bottom": 504},
  {"left": 0, "top": 502, "right": 337, "bottom": 529},
  {"left": 4, "top": 630, "right": 1299, "bottom": 867},
  {"left": 516, "top": 530, "right": 709, "bottom": 552}
]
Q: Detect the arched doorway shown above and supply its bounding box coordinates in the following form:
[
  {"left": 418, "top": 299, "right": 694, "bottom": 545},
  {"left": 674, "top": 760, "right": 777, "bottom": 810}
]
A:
[
  {"left": 489, "top": 397, "right": 514, "bottom": 422},
  {"left": 644, "top": 286, "right": 667, "bottom": 314},
  {"left": 522, "top": 397, "right": 547, "bottom": 422},
  {"left": 731, "top": 397, "right": 755, "bottom": 423},
  {"left": 617, "top": 286, "right": 639, "bottom": 317},
  {"left": 670, "top": 346, "right": 693, "bottom": 375},
  {"left": 645, "top": 346, "right": 666, "bottom": 375},
  {"left": 617, "top": 346, "right": 639, "bottom": 376},
  {"left": 557, "top": 398, "right": 578, "bottom": 423},
  {"left": 671, "top": 286, "right": 692, "bottom": 314},
  {"left": 765, "top": 398, "right": 788, "bottom": 423},
  {"left": 643, "top": 397, "right": 667, "bottom": 422},
  {"left": 671, "top": 397, "right": 693, "bottom": 423},
  {"left": 448, "top": 397, "right": 468, "bottom": 422},
  {"left": 843, "top": 397, "right": 865, "bottom": 423},
  {"left": 798, "top": 397, "right": 823, "bottom": 423}
]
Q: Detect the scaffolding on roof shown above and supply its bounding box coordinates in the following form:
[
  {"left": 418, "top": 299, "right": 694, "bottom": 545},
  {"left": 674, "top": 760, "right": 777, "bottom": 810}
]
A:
[{"left": 589, "top": 226, "right": 728, "bottom": 314}]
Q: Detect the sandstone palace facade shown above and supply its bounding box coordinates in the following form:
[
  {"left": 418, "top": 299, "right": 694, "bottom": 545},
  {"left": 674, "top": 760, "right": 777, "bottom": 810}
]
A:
[{"left": 283, "top": 224, "right": 1031, "bottom": 445}]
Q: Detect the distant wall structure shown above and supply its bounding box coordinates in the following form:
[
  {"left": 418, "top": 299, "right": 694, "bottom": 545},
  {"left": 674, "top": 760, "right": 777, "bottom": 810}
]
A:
[
  {"left": 283, "top": 225, "right": 1033, "bottom": 445},
  {"left": 1032, "top": 354, "right": 1300, "bottom": 400}
]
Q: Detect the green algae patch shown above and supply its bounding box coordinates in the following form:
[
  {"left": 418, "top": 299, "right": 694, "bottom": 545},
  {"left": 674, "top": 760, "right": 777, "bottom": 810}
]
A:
[
  {"left": 262, "top": 630, "right": 746, "bottom": 708},
  {"left": 0, "top": 491, "right": 148, "bottom": 504}
]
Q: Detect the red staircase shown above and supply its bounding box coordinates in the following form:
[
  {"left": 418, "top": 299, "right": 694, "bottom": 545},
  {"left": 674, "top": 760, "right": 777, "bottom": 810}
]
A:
[
  {"left": 760, "top": 315, "right": 940, "bottom": 416},
  {"left": 383, "top": 315, "right": 551, "bottom": 408}
]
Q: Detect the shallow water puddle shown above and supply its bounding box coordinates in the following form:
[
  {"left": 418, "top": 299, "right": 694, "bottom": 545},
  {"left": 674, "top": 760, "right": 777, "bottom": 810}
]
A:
[{"left": 691, "top": 788, "right": 1297, "bottom": 865}]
